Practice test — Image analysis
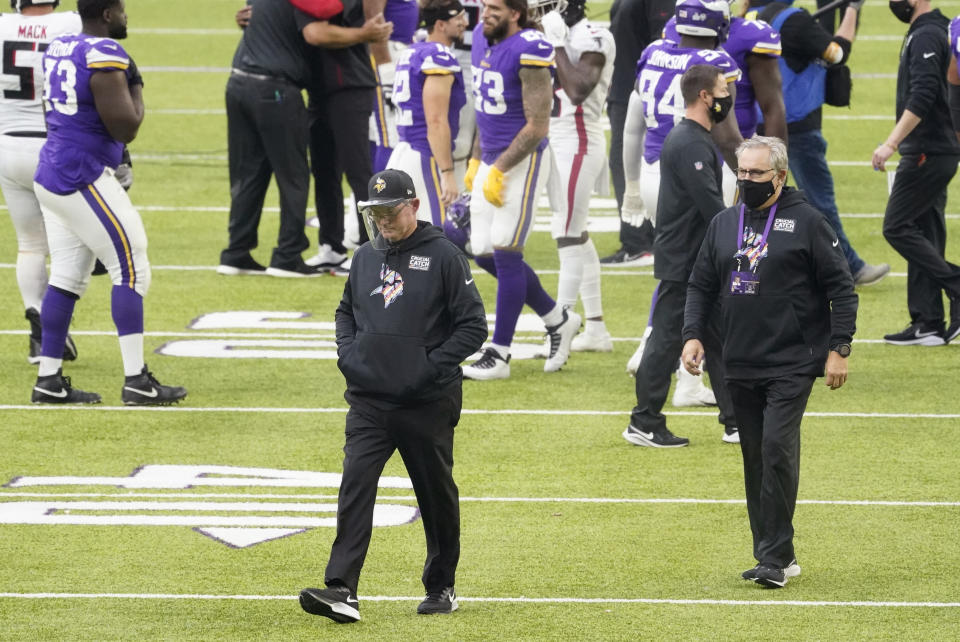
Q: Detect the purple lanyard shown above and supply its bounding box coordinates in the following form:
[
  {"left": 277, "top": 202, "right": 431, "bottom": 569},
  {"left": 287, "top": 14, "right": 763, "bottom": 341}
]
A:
[{"left": 736, "top": 202, "right": 778, "bottom": 254}]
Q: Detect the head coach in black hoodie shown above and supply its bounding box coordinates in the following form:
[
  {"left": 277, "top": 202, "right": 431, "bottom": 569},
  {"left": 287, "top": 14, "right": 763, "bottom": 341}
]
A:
[
  {"left": 681, "top": 136, "right": 858, "bottom": 590},
  {"left": 300, "top": 169, "right": 487, "bottom": 623}
]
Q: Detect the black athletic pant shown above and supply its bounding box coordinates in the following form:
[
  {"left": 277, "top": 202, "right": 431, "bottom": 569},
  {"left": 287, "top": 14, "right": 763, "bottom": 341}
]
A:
[
  {"left": 606, "top": 100, "right": 654, "bottom": 255},
  {"left": 308, "top": 88, "right": 375, "bottom": 255},
  {"left": 727, "top": 374, "right": 814, "bottom": 568},
  {"left": 630, "top": 279, "right": 735, "bottom": 431},
  {"left": 883, "top": 153, "right": 960, "bottom": 329},
  {"left": 325, "top": 392, "right": 462, "bottom": 595},
  {"left": 222, "top": 73, "right": 310, "bottom": 268}
]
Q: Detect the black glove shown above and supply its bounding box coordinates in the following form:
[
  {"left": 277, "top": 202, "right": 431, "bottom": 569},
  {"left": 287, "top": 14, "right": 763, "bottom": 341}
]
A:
[{"left": 126, "top": 56, "right": 143, "bottom": 87}]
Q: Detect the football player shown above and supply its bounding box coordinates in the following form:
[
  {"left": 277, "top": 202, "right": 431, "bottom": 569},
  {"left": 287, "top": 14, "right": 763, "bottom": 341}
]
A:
[
  {"left": 386, "top": 0, "right": 468, "bottom": 224},
  {"left": 663, "top": 3, "right": 786, "bottom": 200},
  {"left": 460, "top": 0, "right": 581, "bottom": 380},
  {"left": 369, "top": 0, "right": 421, "bottom": 173},
  {"left": 0, "top": 0, "right": 80, "bottom": 364},
  {"left": 538, "top": 0, "right": 616, "bottom": 352},
  {"left": 30, "top": 0, "right": 186, "bottom": 405}
]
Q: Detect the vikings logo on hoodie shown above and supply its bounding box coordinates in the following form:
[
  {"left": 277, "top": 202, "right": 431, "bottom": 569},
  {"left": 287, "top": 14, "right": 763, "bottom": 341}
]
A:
[{"left": 370, "top": 263, "right": 404, "bottom": 308}]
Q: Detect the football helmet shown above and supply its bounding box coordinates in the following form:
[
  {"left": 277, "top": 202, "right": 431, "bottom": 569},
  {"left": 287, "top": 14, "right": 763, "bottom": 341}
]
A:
[
  {"left": 443, "top": 193, "right": 473, "bottom": 256},
  {"left": 674, "top": 0, "right": 730, "bottom": 42},
  {"left": 527, "top": 0, "right": 568, "bottom": 22},
  {"left": 562, "top": 0, "right": 586, "bottom": 26},
  {"left": 11, "top": 0, "right": 59, "bottom": 10}
]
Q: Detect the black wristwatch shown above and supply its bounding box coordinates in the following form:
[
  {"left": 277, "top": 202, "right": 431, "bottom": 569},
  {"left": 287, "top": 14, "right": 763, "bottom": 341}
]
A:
[{"left": 831, "top": 343, "right": 852, "bottom": 358}]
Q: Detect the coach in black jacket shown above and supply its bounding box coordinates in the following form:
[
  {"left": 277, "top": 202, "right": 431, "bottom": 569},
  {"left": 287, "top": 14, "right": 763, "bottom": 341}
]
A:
[
  {"left": 300, "top": 169, "right": 486, "bottom": 622},
  {"left": 682, "top": 137, "right": 858, "bottom": 589},
  {"left": 622, "top": 64, "right": 737, "bottom": 449},
  {"left": 872, "top": 0, "right": 960, "bottom": 345}
]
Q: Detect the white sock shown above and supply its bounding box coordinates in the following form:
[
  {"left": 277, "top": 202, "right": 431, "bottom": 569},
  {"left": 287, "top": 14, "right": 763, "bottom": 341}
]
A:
[
  {"left": 541, "top": 303, "right": 564, "bottom": 328},
  {"left": 17, "top": 251, "right": 48, "bottom": 311},
  {"left": 489, "top": 343, "right": 510, "bottom": 360},
  {"left": 579, "top": 238, "right": 604, "bottom": 319},
  {"left": 556, "top": 244, "right": 583, "bottom": 309},
  {"left": 585, "top": 319, "right": 607, "bottom": 336},
  {"left": 38, "top": 357, "right": 62, "bottom": 377},
  {"left": 118, "top": 333, "right": 145, "bottom": 377}
]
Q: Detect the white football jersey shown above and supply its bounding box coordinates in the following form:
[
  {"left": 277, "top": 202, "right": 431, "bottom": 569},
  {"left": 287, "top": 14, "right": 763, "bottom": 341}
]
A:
[
  {"left": 550, "top": 19, "right": 615, "bottom": 142},
  {"left": 0, "top": 11, "right": 81, "bottom": 134}
]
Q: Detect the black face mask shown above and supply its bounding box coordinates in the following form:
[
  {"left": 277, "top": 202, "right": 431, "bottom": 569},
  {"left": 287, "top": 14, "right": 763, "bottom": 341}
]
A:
[
  {"left": 737, "top": 178, "right": 777, "bottom": 209},
  {"left": 708, "top": 94, "right": 733, "bottom": 124},
  {"left": 889, "top": 0, "right": 913, "bottom": 24}
]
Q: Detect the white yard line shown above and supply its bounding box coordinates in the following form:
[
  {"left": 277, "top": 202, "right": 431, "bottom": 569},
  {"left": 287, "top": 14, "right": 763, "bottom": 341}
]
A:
[
  {"left": 1, "top": 491, "right": 957, "bottom": 507},
  {"left": 0, "top": 405, "right": 955, "bottom": 419},
  {"left": 0, "top": 592, "right": 957, "bottom": 608}
]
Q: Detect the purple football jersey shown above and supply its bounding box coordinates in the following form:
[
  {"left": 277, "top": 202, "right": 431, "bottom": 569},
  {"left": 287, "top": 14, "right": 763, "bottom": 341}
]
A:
[
  {"left": 634, "top": 38, "right": 739, "bottom": 163},
  {"left": 662, "top": 17, "right": 779, "bottom": 138},
  {"left": 384, "top": 0, "right": 419, "bottom": 44},
  {"left": 471, "top": 24, "right": 555, "bottom": 165},
  {"left": 35, "top": 34, "right": 129, "bottom": 194},
  {"left": 951, "top": 15, "right": 960, "bottom": 62},
  {"left": 394, "top": 41, "right": 466, "bottom": 155}
]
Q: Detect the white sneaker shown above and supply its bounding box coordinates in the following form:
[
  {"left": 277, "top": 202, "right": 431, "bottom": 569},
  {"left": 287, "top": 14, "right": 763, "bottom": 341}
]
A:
[
  {"left": 544, "top": 309, "right": 581, "bottom": 373},
  {"left": 571, "top": 330, "right": 613, "bottom": 352},
  {"left": 626, "top": 326, "right": 652, "bottom": 376},
  {"left": 785, "top": 560, "right": 802, "bottom": 579},
  {"left": 305, "top": 243, "right": 348, "bottom": 269},
  {"left": 672, "top": 365, "right": 717, "bottom": 407},
  {"left": 462, "top": 348, "right": 510, "bottom": 380}
]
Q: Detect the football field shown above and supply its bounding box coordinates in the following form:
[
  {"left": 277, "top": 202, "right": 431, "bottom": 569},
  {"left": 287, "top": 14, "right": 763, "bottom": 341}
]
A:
[{"left": 1, "top": 0, "right": 960, "bottom": 639}]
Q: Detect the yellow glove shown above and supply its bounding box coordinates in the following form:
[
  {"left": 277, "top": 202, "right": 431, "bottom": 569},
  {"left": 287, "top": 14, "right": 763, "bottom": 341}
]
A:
[
  {"left": 483, "top": 165, "right": 506, "bottom": 207},
  {"left": 464, "top": 158, "right": 480, "bottom": 192}
]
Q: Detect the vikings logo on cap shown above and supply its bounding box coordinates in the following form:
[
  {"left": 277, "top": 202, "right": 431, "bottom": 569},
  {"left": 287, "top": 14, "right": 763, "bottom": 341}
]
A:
[{"left": 374, "top": 177, "right": 387, "bottom": 193}]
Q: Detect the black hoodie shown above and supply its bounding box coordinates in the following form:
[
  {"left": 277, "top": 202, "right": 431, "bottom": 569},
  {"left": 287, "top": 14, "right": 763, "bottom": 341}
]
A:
[
  {"left": 335, "top": 221, "right": 487, "bottom": 409},
  {"left": 894, "top": 9, "right": 960, "bottom": 156},
  {"left": 683, "top": 187, "right": 858, "bottom": 379}
]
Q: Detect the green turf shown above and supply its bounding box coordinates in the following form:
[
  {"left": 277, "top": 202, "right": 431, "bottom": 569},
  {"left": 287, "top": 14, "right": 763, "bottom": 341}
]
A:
[{"left": 0, "top": 1, "right": 959, "bottom": 639}]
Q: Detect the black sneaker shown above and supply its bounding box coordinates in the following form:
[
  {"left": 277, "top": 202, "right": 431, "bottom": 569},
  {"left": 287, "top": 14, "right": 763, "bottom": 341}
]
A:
[
  {"left": 599, "top": 248, "right": 654, "bottom": 267},
  {"left": 417, "top": 586, "right": 458, "bottom": 615},
  {"left": 722, "top": 426, "right": 740, "bottom": 444},
  {"left": 122, "top": 366, "right": 187, "bottom": 406},
  {"left": 265, "top": 260, "right": 325, "bottom": 278},
  {"left": 883, "top": 322, "right": 945, "bottom": 346},
  {"left": 32, "top": 370, "right": 101, "bottom": 404},
  {"left": 621, "top": 424, "right": 689, "bottom": 448},
  {"left": 742, "top": 559, "right": 799, "bottom": 582},
  {"left": 946, "top": 297, "right": 960, "bottom": 344},
  {"left": 217, "top": 254, "right": 267, "bottom": 276},
  {"left": 25, "top": 308, "right": 77, "bottom": 365},
  {"left": 741, "top": 563, "right": 762, "bottom": 581},
  {"left": 752, "top": 563, "right": 787, "bottom": 588},
  {"left": 299, "top": 585, "right": 360, "bottom": 623}
]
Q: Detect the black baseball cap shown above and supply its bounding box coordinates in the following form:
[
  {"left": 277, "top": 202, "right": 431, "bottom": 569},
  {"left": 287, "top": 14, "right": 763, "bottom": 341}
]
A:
[{"left": 357, "top": 169, "right": 417, "bottom": 210}]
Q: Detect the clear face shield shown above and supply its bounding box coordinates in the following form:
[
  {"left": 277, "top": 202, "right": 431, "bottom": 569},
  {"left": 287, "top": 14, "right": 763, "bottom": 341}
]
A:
[{"left": 358, "top": 198, "right": 410, "bottom": 250}]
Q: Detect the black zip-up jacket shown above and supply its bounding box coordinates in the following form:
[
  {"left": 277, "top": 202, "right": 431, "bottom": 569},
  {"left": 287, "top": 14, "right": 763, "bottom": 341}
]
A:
[
  {"left": 654, "top": 118, "right": 725, "bottom": 283},
  {"left": 683, "top": 187, "right": 858, "bottom": 379},
  {"left": 896, "top": 9, "right": 960, "bottom": 156},
  {"left": 336, "top": 221, "right": 487, "bottom": 409}
]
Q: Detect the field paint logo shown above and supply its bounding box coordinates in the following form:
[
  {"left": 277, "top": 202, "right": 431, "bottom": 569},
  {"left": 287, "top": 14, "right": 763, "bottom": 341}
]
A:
[
  {"left": 156, "top": 311, "right": 554, "bottom": 361},
  {"left": 1, "top": 465, "right": 418, "bottom": 548}
]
